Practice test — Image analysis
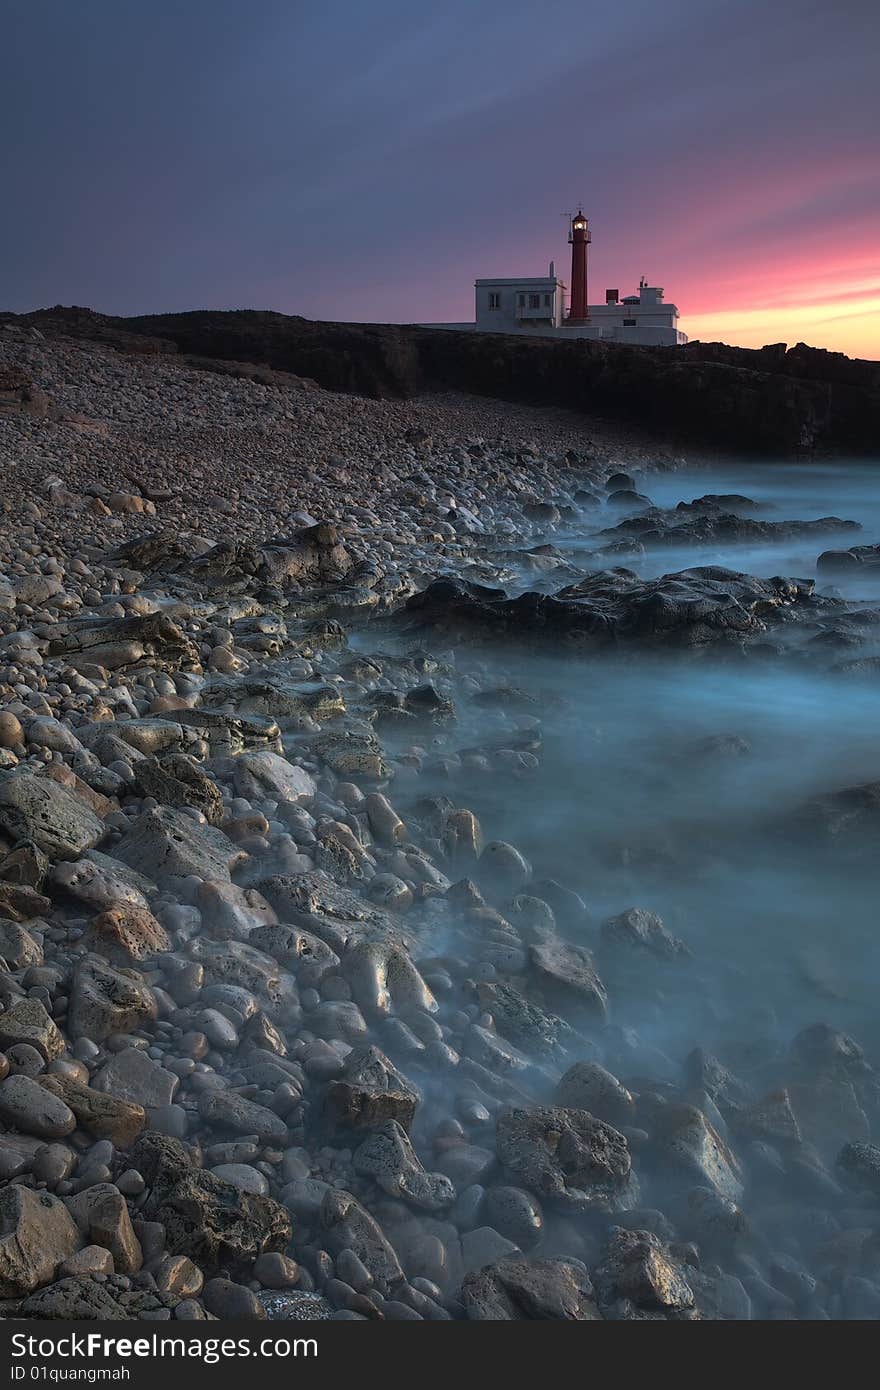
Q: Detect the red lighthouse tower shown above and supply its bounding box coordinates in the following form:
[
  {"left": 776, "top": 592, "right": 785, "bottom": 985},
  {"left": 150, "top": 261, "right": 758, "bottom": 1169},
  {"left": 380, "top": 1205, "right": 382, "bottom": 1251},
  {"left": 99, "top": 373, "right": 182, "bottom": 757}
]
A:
[{"left": 567, "top": 209, "right": 591, "bottom": 322}]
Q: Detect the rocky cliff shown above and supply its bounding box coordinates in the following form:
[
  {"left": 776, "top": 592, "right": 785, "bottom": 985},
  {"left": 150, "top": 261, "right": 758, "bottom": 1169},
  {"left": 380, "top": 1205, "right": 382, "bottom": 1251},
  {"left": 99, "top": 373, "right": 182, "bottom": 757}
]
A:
[{"left": 4, "top": 305, "right": 879, "bottom": 455}]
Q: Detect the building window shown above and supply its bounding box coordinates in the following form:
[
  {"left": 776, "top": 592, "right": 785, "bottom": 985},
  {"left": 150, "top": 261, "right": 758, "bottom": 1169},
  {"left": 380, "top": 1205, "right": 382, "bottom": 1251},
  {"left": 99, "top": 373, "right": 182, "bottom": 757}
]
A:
[
  {"left": 623, "top": 318, "right": 636, "bottom": 326},
  {"left": 488, "top": 292, "right": 501, "bottom": 310},
  {"left": 543, "top": 294, "right": 551, "bottom": 306},
  {"left": 528, "top": 293, "right": 540, "bottom": 309},
  {"left": 518, "top": 294, "right": 526, "bottom": 307}
]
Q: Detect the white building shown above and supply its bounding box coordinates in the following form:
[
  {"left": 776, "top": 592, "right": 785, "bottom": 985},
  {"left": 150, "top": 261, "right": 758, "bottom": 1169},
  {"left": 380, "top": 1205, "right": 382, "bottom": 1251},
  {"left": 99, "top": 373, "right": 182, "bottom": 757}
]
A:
[
  {"left": 421, "top": 217, "right": 688, "bottom": 346},
  {"left": 469, "top": 273, "right": 686, "bottom": 345}
]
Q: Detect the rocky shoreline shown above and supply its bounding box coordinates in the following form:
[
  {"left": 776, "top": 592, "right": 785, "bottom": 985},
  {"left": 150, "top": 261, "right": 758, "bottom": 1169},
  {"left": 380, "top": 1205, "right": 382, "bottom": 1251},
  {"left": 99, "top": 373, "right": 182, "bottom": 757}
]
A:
[{"left": 1, "top": 319, "right": 880, "bottom": 1322}]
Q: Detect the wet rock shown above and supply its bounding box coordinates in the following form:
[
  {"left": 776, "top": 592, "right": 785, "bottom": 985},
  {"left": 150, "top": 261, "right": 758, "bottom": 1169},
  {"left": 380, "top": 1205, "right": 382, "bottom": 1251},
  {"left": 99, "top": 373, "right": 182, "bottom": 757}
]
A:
[
  {"left": 83, "top": 904, "right": 171, "bottom": 964},
  {"left": 59, "top": 1246, "right": 114, "bottom": 1278},
  {"left": 203, "top": 1277, "right": 266, "bottom": 1319},
  {"left": 65, "top": 1184, "right": 143, "bottom": 1274},
  {"left": 67, "top": 958, "right": 157, "bottom": 1041},
  {"left": 93, "top": 1049, "right": 178, "bottom": 1111},
  {"left": 0, "top": 996, "right": 64, "bottom": 1061},
  {"left": 232, "top": 750, "right": 316, "bottom": 803},
  {"left": 49, "top": 855, "right": 155, "bottom": 912},
  {"left": 554, "top": 1061, "right": 636, "bottom": 1126},
  {"left": 323, "top": 1045, "right": 420, "bottom": 1133},
  {"left": 131, "top": 1132, "right": 292, "bottom": 1272},
  {"left": 484, "top": 1185, "right": 544, "bottom": 1250},
  {"left": 600, "top": 906, "right": 689, "bottom": 960},
  {"left": 249, "top": 924, "right": 339, "bottom": 986},
  {"left": 0, "top": 919, "right": 44, "bottom": 969},
  {"left": 461, "top": 1256, "right": 600, "bottom": 1320},
  {"left": 0, "top": 1074, "right": 76, "bottom": 1139},
  {"left": 475, "top": 981, "right": 572, "bottom": 1058},
  {"left": 0, "top": 770, "right": 104, "bottom": 860},
  {"left": 38, "top": 1074, "right": 146, "bottom": 1147},
  {"left": 528, "top": 938, "right": 607, "bottom": 1019},
  {"left": 319, "top": 1188, "right": 404, "bottom": 1292},
  {"left": 353, "top": 1121, "right": 455, "bottom": 1210},
  {"left": 341, "top": 938, "right": 437, "bottom": 1018},
  {"left": 114, "top": 806, "right": 246, "bottom": 885},
  {"left": 495, "top": 1106, "right": 638, "bottom": 1212},
  {"left": 133, "top": 754, "right": 225, "bottom": 825},
  {"left": 20, "top": 1275, "right": 168, "bottom": 1320},
  {"left": 0, "top": 1186, "right": 80, "bottom": 1297},
  {"left": 0, "top": 881, "right": 52, "bottom": 922},
  {"left": 593, "top": 1228, "right": 697, "bottom": 1320},
  {"left": 198, "top": 1089, "right": 288, "bottom": 1143},
  {"left": 212, "top": 1164, "right": 269, "bottom": 1196},
  {"left": 652, "top": 1104, "right": 744, "bottom": 1203}
]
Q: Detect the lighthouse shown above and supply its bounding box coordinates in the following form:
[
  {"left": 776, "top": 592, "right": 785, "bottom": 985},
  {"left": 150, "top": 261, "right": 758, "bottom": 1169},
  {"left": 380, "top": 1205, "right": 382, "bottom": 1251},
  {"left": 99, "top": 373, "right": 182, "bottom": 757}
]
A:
[{"left": 567, "top": 209, "right": 591, "bottom": 322}]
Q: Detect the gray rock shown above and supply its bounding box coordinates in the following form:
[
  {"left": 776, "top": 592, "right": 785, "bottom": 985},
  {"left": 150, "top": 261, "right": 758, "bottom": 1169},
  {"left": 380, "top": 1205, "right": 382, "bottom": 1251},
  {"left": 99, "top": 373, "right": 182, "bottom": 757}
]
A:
[
  {"left": 0, "top": 1074, "right": 76, "bottom": 1139},
  {"left": 0, "top": 997, "right": 64, "bottom": 1061},
  {"left": 319, "top": 1188, "right": 404, "bottom": 1292},
  {"left": 114, "top": 806, "right": 246, "bottom": 885},
  {"left": 593, "top": 1227, "right": 697, "bottom": 1320},
  {"left": 131, "top": 1132, "right": 292, "bottom": 1272},
  {"left": 495, "top": 1105, "right": 638, "bottom": 1212},
  {"left": 600, "top": 907, "right": 689, "bottom": 960},
  {"left": 0, "top": 1185, "right": 80, "bottom": 1296},
  {"left": 64, "top": 1183, "right": 143, "bottom": 1274},
  {"left": 352, "top": 1121, "right": 455, "bottom": 1210},
  {"left": 653, "top": 1104, "right": 744, "bottom": 1203},
  {"left": 461, "top": 1256, "right": 600, "bottom": 1320},
  {"left": 211, "top": 1164, "right": 270, "bottom": 1196},
  {"left": 0, "top": 919, "right": 44, "bottom": 969},
  {"left": 0, "top": 770, "right": 104, "bottom": 861},
  {"left": 93, "top": 1049, "right": 178, "bottom": 1109},
  {"left": 484, "top": 1186, "right": 544, "bottom": 1249},
  {"left": 133, "top": 754, "right": 224, "bottom": 825},
  {"left": 198, "top": 1089, "right": 288, "bottom": 1143},
  {"left": 323, "top": 1046, "right": 420, "bottom": 1133},
  {"left": 528, "top": 938, "right": 608, "bottom": 1019},
  {"left": 67, "top": 958, "right": 157, "bottom": 1042},
  {"left": 233, "top": 750, "right": 316, "bottom": 803},
  {"left": 554, "top": 1061, "right": 635, "bottom": 1126}
]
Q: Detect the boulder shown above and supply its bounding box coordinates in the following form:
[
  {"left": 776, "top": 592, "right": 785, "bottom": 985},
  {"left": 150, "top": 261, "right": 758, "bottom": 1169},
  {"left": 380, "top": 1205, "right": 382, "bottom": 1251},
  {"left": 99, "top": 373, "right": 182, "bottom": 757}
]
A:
[
  {"left": 131, "top": 1132, "right": 292, "bottom": 1272},
  {"left": 528, "top": 938, "right": 607, "bottom": 1019},
  {"left": 495, "top": 1105, "right": 637, "bottom": 1212},
  {"left": 554, "top": 1061, "right": 635, "bottom": 1126},
  {"left": 114, "top": 806, "right": 246, "bottom": 885},
  {"left": 132, "top": 753, "right": 224, "bottom": 825},
  {"left": 352, "top": 1120, "right": 455, "bottom": 1210},
  {"left": 67, "top": 958, "right": 157, "bottom": 1042},
  {"left": 652, "top": 1103, "right": 744, "bottom": 1203},
  {"left": 593, "top": 1228, "right": 697, "bottom": 1320},
  {"left": 198, "top": 1089, "right": 288, "bottom": 1143},
  {"left": 461, "top": 1256, "right": 601, "bottom": 1320},
  {"left": 0, "top": 1075, "right": 76, "bottom": 1140},
  {"left": 37, "top": 1074, "right": 146, "bottom": 1147},
  {"left": 0, "top": 1186, "right": 80, "bottom": 1297},
  {"left": 0, "top": 918, "right": 44, "bottom": 968},
  {"left": 83, "top": 904, "right": 171, "bottom": 964},
  {"left": 600, "top": 907, "right": 689, "bottom": 960},
  {"left": 65, "top": 1184, "right": 143, "bottom": 1274},
  {"left": 92, "top": 1049, "right": 178, "bottom": 1111},
  {"left": 0, "top": 770, "right": 104, "bottom": 860},
  {"left": 0, "top": 996, "right": 64, "bottom": 1061},
  {"left": 318, "top": 1188, "right": 403, "bottom": 1292},
  {"left": 323, "top": 1045, "right": 420, "bottom": 1133},
  {"left": 232, "top": 750, "right": 316, "bottom": 804}
]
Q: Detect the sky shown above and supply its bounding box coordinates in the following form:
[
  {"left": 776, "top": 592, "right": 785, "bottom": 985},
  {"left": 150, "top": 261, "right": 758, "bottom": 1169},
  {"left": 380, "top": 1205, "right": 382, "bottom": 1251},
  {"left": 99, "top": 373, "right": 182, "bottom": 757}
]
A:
[{"left": 1, "top": 0, "right": 878, "bottom": 357}]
